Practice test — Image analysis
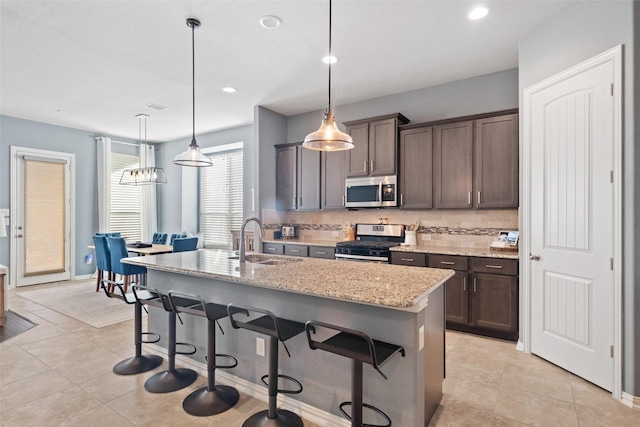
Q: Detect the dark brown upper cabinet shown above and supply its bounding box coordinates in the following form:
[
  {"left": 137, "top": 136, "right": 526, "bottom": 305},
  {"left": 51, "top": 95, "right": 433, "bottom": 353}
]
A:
[
  {"left": 275, "top": 143, "right": 320, "bottom": 211},
  {"left": 434, "top": 121, "right": 474, "bottom": 209},
  {"left": 344, "top": 113, "right": 410, "bottom": 177},
  {"left": 399, "top": 126, "right": 434, "bottom": 209},
  {"left": 474, "top": 114, "right": 519, "bottom": 208}
]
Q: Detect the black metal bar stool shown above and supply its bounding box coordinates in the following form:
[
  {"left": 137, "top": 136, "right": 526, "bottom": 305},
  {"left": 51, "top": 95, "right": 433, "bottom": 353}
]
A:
[
  {"left": 227, "top": 304, "right": 305, "bottom": 427},
  {"left": 166, "top": 291, "right": 240, "bottom": 416},
  {"left": 137, "top": 287, "right": 199, "bottom": 393},
  {"left": 305, "top": 321, "right": 405, "bottom": 427},
  {"left": 101, "top": 279, "right": 163, "bottom": 375}
]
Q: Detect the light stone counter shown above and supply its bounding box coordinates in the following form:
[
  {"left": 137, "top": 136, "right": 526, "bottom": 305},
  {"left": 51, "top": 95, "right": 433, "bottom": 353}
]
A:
[
  {"left": 391, "top": 244, "right": 519, "bottom": 260},
  {"left": 123, "top": 249, "right": 453, "bottom": 310},
  {"left": 123, "top": 249, "right": 451, "bottom": 425}
]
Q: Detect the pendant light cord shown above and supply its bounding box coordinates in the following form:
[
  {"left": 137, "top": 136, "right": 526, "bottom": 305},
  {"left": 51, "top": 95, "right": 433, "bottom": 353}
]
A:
[
  {"left": 191, "top": 22, "right": 196, "bottom": 145},
  {"left": 328, "top": 0, "right": 332, "bottom": 112}
]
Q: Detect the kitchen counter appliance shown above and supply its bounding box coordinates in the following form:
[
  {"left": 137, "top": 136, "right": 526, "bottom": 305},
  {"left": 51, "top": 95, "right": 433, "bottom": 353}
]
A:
[
  {"left": 345, "top": 175, "right": 397, "bottom": 208},
  {"left": 335, "top": 223, "right": 405, "bottom": 262}
]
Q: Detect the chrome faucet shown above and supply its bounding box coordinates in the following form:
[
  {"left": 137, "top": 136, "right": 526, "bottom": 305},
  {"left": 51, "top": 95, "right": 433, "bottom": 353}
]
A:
[{"left": 240, "top": 216, "right": 263, "bottom": 263}]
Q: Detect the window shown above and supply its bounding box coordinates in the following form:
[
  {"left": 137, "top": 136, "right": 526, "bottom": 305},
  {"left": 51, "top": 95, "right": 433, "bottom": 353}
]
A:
[
  {"left": 199, "top": 146, "right": 243, "bottom": 248},
  {"left": 110, "top": 152, "right": 141, "bottom": 241}
]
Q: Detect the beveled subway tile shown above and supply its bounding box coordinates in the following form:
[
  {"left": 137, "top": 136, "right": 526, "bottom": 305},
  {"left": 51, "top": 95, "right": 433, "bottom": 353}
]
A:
[
  {"left": 495, "top": 387, "right": 579, "bottom": 427},
  {"left": 52, "top": 403, "right": 134, "bottom": 427},
  {"left": 0, "top": 385, "right": 102, "bottom": 427}
]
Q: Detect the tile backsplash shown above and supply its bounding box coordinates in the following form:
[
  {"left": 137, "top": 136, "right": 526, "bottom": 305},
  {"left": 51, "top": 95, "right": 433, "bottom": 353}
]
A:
[{"left": 262, "top": 208, "right": 519, "bottom": 249}]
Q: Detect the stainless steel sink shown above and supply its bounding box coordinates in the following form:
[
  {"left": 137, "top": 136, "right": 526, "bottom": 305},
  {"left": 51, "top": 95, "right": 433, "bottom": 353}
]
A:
[{"left": 229, "top": 254, "right": 302, "bottom": 266}]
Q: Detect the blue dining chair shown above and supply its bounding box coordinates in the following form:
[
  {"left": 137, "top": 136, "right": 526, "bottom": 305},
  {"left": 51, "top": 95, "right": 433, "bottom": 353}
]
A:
[
  {"left": 93, "top": 235, "right": 114, "bottom": 292},
  {"left": 169, "top": 233, "right": 187, "bottom": 246},
  {"left": 152, "top": 233, "right": 168, "bottom": 244},
  {"left": 172, "top": 237, "right": 198, "bottom": 253},
  {"left": 107, "top": 237, "right": 147, "bottom": 293}
]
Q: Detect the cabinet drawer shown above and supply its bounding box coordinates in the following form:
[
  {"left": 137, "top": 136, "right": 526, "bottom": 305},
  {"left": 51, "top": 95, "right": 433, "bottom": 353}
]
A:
[
  {"left": 470, "top": 258, "right": 518, "bottom": 276},
  {"left": 262, "top": 243, "right": 284, "bottom": 255},
  {"left": 285, "top": 245, "right": 309, "bottom": 257},
  {"left": 309, "top": 246, "right": 335, "bottom": 259},
  {"left": 428, "top": 255, "right": 468, "bottom": 271},
  {"left": 391, "top": 252, "right": 427, "bottom": 267}
]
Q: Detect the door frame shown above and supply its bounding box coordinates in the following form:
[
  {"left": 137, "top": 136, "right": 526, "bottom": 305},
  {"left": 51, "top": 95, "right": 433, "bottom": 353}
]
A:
[
  {"left": 521, "top": 45, "right": 623, "bottom": 398},
  {"left": 9, "top": 146, "right": 77, "bottom": 288}
]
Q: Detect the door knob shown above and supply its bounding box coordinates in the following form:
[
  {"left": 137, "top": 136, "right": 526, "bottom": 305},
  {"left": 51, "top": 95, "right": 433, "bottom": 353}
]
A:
[{"left": 529, "top": 253, "right": 541, "bottom": 261}]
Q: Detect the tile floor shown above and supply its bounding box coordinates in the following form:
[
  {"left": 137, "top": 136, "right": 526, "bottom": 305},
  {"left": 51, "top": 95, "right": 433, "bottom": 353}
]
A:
[{"left": 1, "top": 281, "right": 638, "bottom": 426}]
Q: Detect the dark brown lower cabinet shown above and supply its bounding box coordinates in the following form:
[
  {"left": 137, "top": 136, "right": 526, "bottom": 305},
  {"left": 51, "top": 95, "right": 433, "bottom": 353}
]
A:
[
  {"left": 444, "top": 271, "right": 469, "bottom": 325},
  {"left": 470, "top": 273, "right": 518, "bottom": 339}
]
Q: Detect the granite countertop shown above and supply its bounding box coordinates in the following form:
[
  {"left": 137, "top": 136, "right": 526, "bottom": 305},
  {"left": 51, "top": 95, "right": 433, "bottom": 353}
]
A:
[
  {"left": 123, "top": 249, "right": 453, "bottom": 310},
  {"left": 262, "top": 239, "right": 339, "bottom": 247},
  {"left": 391, "top": 244, "right": 519, "bottom": 260}
]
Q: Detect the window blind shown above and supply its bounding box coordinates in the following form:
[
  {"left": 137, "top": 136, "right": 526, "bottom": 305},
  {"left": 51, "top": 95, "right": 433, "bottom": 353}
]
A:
[
  {"left": 110, "top": 152, "right": 141, "bottom": 241},
  {"left": 200, "top": 148, "right": 243, "bottom": 248}
]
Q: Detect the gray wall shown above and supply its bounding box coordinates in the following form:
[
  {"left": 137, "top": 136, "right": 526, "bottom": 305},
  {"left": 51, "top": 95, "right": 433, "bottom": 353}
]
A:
[
  {"left": 254, "top": 106, "right": 287, "bottom": 211},
  {"left": 518, "top": 0, "right": 638, "bottom": 395},
  {"left": 286, "top": 68, "right": 519, "bottom": 143},
  {"left": 156, "top": 124, "right": 254, "bottom": 233},
  {"left": 0, "top": 115, "right": 136, "bottom": 277}
]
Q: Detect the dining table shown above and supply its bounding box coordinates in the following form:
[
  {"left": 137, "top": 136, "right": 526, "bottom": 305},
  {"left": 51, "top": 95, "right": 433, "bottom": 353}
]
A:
[{"left": 125, "top": 244, "right": 173, "bottom": 256}]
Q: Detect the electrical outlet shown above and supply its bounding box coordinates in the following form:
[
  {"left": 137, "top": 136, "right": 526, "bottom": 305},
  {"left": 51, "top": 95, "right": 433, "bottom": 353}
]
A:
[
  {"left": 421, "top": 234, "right": 431, "bottom": 241},
  {"left": 418, "top": 325, "right": 425, "bottom": 351},
  {"left": 256, "top": 337, "right": 265, "bottom": 357},
  {"left": 332, "top": 231, "right": 339, "bottom": 237},
  {"left": 85, "top": 254, "right": 93, "bottom": 264}
]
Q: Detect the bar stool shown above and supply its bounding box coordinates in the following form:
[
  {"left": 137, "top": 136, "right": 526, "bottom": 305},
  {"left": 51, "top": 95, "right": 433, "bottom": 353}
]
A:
[
  {"left": 100, "top": 279, "right": 162, "bottom": 374},
  {"left": 305, "top": 321, "right": 405, "bottom": 427},
  {"left": 227, "top": 304, "right": 305, "bottom": 427},
  {"left": 166, "top": 291, "right": 240, "bottom": 416},
  {"left": 138, "top": 287, "right": 199, "bottom": 393}
]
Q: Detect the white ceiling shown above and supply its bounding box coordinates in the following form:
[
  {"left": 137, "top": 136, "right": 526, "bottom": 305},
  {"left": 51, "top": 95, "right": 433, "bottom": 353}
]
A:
[{"left": 0, "top": 0, "right": 573, "bottom": 142}]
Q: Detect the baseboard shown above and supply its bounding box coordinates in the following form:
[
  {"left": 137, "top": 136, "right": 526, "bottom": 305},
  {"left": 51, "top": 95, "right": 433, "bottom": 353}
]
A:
[
  {"left": 621, "top": 391, "right": 640, "bottom": 409},
  {"left": 515, "top": 339, "right": 525, "bottom": 352},
  {"left": 146, "top": 344, "right": 350, "bottom": 427},
  {"left": 74, "top": 274, "right": 93, "bottom": 280}
]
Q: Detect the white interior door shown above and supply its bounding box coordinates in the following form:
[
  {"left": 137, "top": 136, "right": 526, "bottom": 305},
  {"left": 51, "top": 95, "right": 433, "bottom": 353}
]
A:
[
  {"left": 11, "top": 148, "right": 73, "bottom": 287},
  {"left": 528, "top": 55, "right": 616, "bottom": 391}
]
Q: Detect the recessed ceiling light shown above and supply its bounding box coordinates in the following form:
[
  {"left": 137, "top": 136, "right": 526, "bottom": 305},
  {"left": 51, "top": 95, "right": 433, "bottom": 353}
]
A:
[
  {"left": 222, "top": 87, "right": 237, "bottom": 93},
  {"left": 260, "top": 15, "right": 282, "bottom": 29},
  {"left": 322, "top": 55, "right": 338, "bottom": 64},
  {"left": 468, "top": 6, "right": 489, "bottom": 20}
]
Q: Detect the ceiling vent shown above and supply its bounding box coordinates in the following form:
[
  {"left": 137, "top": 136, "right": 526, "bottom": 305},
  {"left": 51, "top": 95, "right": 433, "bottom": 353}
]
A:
[{"left": 144, "top": 103, "right": 168, "bottom": 111}]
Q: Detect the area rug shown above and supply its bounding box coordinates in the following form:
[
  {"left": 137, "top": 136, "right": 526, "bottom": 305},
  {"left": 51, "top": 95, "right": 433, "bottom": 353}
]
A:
[
  {"left": 0, "top": 310, "right": 38, "bottom": 342},
  {"left": 16, "top": 281, "right": 135, "bottom": 328}
]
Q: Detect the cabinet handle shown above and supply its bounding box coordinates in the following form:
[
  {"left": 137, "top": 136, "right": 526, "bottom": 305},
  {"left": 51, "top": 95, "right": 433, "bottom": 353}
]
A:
[
  {"left": 468, "top": 192, "right": 471, "bottom": 206},
  {"left": 440, "top": 261, "right": 455, "bottom": 265},
  {"left": 363, "top": 161, "right": 367, "bottom": 172},
  {"left": 400, "top": 194, "right": 403, "bottom": 206},
  {"left": 292, "top": 197, "right": 296, "bottom": 208},
  {"left": 463, "top": 276, "right": 467, "bottom": 292},
  {"left": 485, "top": 265, "right": 503, "bottom": 269},
  {"left": 370, "top": 160, "right": 374, "bottom": 171},
  {"left": 291, "top": 249, "right": 300, "bottom": 253},
  {"left": 316, "top": 251, "right": 326, "bottom": 255},
  {"left": 267, "top": 247, "right": 277, "bottom": 251},
  {"left": 401, "top": 258, "right": 415, "bottom": 262},
  {"left": 473, "top": 278, "right": 477, "bottom": 293},
  {"left": 342, "top": 195, "right": 345, "bottom": 206},
  {"left": 477, "top": 191, "right": 481, "bottom": 205}
]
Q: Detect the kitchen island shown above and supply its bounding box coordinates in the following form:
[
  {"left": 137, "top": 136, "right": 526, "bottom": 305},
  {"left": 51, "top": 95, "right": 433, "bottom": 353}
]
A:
[{"left": 123, "top": 249, "right": 453, "bottom": 426}]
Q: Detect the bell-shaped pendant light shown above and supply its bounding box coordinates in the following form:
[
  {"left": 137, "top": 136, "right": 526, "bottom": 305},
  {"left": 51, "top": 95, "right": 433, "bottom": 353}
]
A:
[
  {"left": 120, "top": 114, "right": 167, "bottom": 185},
  {"left": 174, "top": 18, "right": 213, "bottom": 167},
  {"left": 303, "top": 0, "right": 353, "bottom": 151}
]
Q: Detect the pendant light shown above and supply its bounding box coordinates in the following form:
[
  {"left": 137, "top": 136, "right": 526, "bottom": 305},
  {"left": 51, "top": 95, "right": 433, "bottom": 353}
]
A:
[
  {"left": 173, "top": 18, "right": 213, "bottom": 167},
  {"left": 120, "top": 114, "right": 167, "bottom": 185},
  {"left": 303, "top": 0, "right": 353, "bottom": 151}
]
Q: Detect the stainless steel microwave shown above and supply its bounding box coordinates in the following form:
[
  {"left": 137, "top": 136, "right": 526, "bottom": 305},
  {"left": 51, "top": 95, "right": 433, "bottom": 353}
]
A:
[{"left": 345, "top": 176, "right": 397, "bottom": 208}]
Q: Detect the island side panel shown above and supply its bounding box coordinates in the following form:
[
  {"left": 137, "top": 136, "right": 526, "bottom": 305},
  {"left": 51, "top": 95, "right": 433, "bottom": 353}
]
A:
[
  {"left": 145, "top": 269, "right": 442, "bottom": 426},
  {"left": 424, "top": 283, "right": 445, "bottom": 421}
]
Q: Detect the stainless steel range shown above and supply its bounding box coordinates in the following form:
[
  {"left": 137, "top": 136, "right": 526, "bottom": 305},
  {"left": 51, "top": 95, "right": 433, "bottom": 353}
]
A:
[{"left": 335, "top": 223, "right": 405, "bottom": 262}]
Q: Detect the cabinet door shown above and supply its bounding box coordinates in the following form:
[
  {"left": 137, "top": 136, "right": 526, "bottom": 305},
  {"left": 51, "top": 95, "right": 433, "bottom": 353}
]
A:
[
  {"left": 275, "top": 146, "right": 297, "bottom": 210},
  {"left": 369, "top": 118, "right": 397, "bottom": 176},
  {"left": 321, "top": 150, "right": 347, "bottom": 210},
  {"left": 445, "top": 272, "right": 469, "bottom": 325},
  {"left": 474, "top": 114, "right": 519, "bottom": 208},
  {"left": 434, "top": 121, "right": 473, "bottom": 208},
  {"left": 297, "top": 146, "right": 321, "bottom": 210},
  {"left": 399, "top": 127, "right": 433, "bottom": 209},
  {"left": 471, "top": 273, "right": 518, "bottom": 333},
  {"left": 346, "top": 123, "right": 370, "bottom": 177}
]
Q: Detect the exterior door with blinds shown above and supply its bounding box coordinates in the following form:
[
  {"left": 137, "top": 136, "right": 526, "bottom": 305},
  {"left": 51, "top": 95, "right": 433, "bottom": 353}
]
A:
[
  {"left": 11, "top": 148, "right": 74, "bottom": 287},
  {"left": 200, "top": 147, "right": 243, "bottom": 248}
]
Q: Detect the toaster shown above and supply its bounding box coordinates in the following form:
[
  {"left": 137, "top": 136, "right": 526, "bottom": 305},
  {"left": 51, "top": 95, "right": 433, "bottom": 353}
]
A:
[{"left": 281, "top": 226, "right": 296, "bottom": 238}]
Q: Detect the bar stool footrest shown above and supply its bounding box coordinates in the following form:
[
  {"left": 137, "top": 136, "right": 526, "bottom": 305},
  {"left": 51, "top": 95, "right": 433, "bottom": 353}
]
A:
[
  {"left": 205, "top": 353, "right": 238, "bottom": 370},
  {"left": 339, "top": 401, "right": 392, "bottom": 427},
  {"left": 260, "top": 374, "right": 303, "bottom": 395},
  {"left": 140, "top": 331, "right": 160, "bottom": 344},
  {"left": 176, "top": 342, "right": 197, "bottom": 355}
]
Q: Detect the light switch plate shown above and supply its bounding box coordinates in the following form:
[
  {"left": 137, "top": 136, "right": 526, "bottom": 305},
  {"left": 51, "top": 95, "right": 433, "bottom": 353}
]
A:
[
  {"left": 418, "top": 325, "right": 425, "bottom": 351},
  {"left": 421, "top": 234, "right": 431, "bottom": 241},
  {"left": 332, "top": 231, "right": 339, "bottom": 237},
  {"left": 256, "top": 337, "right": 265, "bottom": 357}
]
